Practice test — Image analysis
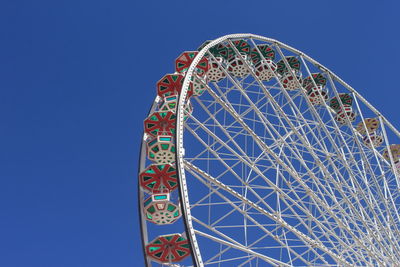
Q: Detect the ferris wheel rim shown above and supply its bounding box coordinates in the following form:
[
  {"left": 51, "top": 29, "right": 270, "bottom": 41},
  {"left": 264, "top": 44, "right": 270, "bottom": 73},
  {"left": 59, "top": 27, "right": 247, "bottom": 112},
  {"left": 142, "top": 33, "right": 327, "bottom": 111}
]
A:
[
  {"left": 138, "top": 33, "right": 400, "bottom": 266},
  {"left": 139, "top": 97, "right": 160, "bottom": 267},
  {"left": 173, "top": 33, "right": 400, "bottom": 266}
]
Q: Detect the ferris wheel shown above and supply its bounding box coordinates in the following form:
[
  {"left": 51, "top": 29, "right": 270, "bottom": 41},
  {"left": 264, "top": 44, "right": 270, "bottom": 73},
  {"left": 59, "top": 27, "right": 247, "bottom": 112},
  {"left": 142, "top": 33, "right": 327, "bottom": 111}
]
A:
[{"left": 138, "top": 34, "right": 400, "bottom": 266}]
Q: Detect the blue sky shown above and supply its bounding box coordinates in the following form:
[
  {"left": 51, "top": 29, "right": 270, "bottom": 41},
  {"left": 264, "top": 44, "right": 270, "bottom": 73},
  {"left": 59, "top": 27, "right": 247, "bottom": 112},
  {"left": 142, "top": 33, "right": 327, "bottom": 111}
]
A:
[{"left": 0, "top": 1, "right": 399, "bottom": 266}]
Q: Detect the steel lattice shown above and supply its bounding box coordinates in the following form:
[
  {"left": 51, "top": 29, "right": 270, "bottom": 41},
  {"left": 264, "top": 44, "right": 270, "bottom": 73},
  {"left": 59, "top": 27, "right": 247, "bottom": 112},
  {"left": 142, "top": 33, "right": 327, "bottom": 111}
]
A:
[{"left": 139, "top": 34, "right": 400, "bottom": 267}]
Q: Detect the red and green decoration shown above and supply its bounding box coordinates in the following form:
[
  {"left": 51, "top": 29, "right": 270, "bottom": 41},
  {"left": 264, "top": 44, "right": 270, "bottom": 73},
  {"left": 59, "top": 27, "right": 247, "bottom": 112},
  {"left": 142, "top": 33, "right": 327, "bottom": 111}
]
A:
[
  {"left": 255, "top": 60, "right": 277, "bottom": 81},
  {"left": 329, "top": 93, "right": 353, "bottom": 111},
  {"left": 250, "top": 44, "right": 276, "bottom": 65},
  {"left": 281, "top": 73, "right": 302, "bottom": 90},
  {"left": 157, "top": 73, "right": 193, "bottom": 99},
  {"left": 303, "top": 73, "right": 327, "bottom": 90},
  {"left": 144, "top": 111, "right": 176, "bottom": 137},
  {"left": 276, "top": 56, "right": 301, "bottom": 75},
  {"left": 200, "top": 40, "right": 251, "bottom": 60},
  {"left": 207, "top": 58, "right": 226, "bottom": 82},
  {"left": 143, "top": 194, "right": 181, "bottom": 225},
  {"left": 146, "top": 234, "right": 190, "bottom": 263},
  {"left": 307, "top": 86, "right": 328, "bottom": 105},
  {"left": 335, "top": 106, "right": 356, "bottom": 125},
  {"left": 198, "top": 41, "right": 230, "bottom": 60},
  {"left": 383, "top": 144, "right": 400, "bottom": 162},
  {"left": 356, "top": 118, "right": 380, "bottom": 135},
  {"left": 190, "top": 75, "right": 207, "bottom": 96},
  {"left": 227, "top": 39, "right": 251, "bottom": 59},
  {"left": 147, "top": 135, "right": 176, "bottom": 164},
  {"left": 362, "top": 133, "right": 383, "bottom": 148},
  {"left": 227, "top": 56, "right": 250, "bottom": 78},
  {"left": 159, "top": 95, "right": 179, "bottom": 113},
  {"left": 139, "top": 164, "right": 178, "bottom": 193},
  {"left": 175, "top": 51, "right": 209, "bottom": 77},
  {"left": 159, "top": 95, "right": 193, "bottom": 120}
]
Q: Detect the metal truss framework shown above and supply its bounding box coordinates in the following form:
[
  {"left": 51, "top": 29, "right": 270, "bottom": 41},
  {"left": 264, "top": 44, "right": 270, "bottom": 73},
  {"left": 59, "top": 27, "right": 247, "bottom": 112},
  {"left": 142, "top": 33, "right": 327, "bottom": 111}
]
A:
[{"left": 140, "top": 34, "right": 400, "bottom": 266}]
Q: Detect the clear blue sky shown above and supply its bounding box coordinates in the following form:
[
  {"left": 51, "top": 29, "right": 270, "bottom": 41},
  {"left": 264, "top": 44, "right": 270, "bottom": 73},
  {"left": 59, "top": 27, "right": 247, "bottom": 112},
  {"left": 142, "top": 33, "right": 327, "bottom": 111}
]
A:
[{"left": 0, "top": 1, "right": 399, "bottom": 266}]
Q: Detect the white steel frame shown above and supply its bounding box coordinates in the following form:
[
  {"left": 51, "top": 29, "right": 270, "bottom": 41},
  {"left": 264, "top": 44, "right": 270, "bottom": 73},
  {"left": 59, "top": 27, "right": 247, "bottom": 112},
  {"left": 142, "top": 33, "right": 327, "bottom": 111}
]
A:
[{"left": 140, "top": 34, "right": 400, "bottom": 266}]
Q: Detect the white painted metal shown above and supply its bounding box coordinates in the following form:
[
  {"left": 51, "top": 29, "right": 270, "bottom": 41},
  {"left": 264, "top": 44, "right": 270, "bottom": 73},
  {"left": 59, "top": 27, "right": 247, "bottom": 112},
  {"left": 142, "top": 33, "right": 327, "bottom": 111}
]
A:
[{"left": 140, "top": 34, "right": 400, "bottom": 266}]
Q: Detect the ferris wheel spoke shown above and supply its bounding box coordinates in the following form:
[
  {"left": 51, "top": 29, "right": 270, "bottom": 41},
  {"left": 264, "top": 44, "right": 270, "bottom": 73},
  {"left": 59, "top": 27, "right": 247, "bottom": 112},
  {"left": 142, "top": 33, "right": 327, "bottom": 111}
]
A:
[
  {"left": 185, "top": 166, "right": 325, "bottom": 266},
  {"left": 194, "top": 229, "right": 291, "bottom": 266},
  {"left": 234, "top": 44, "right": 376, "bottom": 221},
  {"left": 323, "top": 74, "right": 400, "bottom": 255},
  {"left": 139, "top": 34, "right": 400, "bottom": 266},
  {"left": 190, "top": 184, "right": 300, "bottom": 265},
  {"left": 184, "top": 134, "right": 350, "bottom": 264},
  {"left": 252, "top": 47, "right": 398, "bottom": 258},
  {"left": 326, "top": 77, "right": 397, "bottom": 219},
  {"left": 187, "top": 87, "right": 378, "bottom": 262},
  {"left": 203, "top": 79, "right": 382, "bottom": 258},
  {"left": 353, "top": 97, "right": 400, "bottom": 226},
  {"left": 185, "top": 160, "right": 350, "bottom": 265},
  {"left": 294, "top": 67, "right": 400, "bottom": 262},
  {"left": 187, "top": 160, "right": 350, "bottom": 264}
]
